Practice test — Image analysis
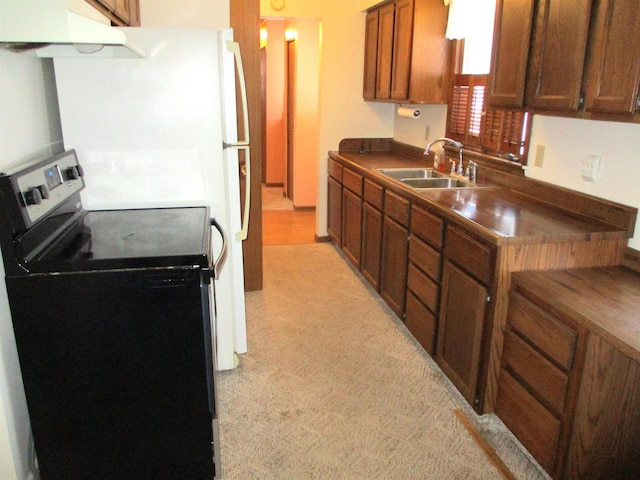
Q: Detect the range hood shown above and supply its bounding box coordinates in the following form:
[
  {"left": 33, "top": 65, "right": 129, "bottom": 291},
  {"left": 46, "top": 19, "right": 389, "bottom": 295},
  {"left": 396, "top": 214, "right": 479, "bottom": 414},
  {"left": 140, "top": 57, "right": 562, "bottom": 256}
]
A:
[{"left": 0, "top": 0, "right": 145, "bottom": 58}]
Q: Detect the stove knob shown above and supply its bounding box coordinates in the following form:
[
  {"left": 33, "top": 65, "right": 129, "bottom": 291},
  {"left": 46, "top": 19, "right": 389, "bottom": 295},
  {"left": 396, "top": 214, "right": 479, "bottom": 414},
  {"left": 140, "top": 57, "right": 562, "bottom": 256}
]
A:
[
  {"left": 24, "top": 187, "right": 43, "bottom": 206},
  {"left": 37, "top": 184, "right": 50, "bottom": 200},
  {"left": 64, "top": 166, "right": 83, "bottom": 180}
]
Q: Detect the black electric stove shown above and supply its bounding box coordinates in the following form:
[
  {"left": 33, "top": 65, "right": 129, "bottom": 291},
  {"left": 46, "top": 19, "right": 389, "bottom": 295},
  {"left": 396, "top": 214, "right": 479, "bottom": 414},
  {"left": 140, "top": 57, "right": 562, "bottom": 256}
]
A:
[{"left": 0, "top": 150, "right": 224, "bottom": 479}]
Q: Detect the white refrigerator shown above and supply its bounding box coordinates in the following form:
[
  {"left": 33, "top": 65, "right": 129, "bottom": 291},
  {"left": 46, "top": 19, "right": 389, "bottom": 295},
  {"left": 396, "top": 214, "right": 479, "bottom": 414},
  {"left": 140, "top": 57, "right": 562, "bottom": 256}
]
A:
[{"left": 53, "top": 28, "right": 250, "bottom": 371}]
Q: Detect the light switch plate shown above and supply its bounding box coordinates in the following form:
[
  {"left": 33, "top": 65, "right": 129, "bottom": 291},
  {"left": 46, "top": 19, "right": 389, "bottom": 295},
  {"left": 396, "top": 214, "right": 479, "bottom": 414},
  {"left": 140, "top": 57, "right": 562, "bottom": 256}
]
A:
[{"left": 534, "top": 145, "right": 545, "bottom": 167}]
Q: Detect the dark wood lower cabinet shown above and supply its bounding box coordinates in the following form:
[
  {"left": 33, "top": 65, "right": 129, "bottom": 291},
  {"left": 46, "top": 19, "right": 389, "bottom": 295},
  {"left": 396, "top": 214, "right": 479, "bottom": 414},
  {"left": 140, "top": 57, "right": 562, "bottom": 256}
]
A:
[
  {"left": 341, "top": 188, "right": 362, "bottom": 268},
  {"left": 380, "top": 216, "right": 409, "bottom": 318},
  {"left": 436, "top": 261, "right": 488, "bottom": 409},
  {"left": 405, "top": 290, "right": 437, "bottom": 355},
  {"left": 361, "top": 202, "right": 383, "bottom": 291},
  {"left": 498, "top": 269, "right": 640, "bottom": 479},
  {"left": 327, "top": 175, "right": 342, "bottom": 244}
]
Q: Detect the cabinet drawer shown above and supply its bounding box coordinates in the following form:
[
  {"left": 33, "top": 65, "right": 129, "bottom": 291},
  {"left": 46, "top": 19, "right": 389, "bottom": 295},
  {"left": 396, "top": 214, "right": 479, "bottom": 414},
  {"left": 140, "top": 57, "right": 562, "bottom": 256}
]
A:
[
  {"left": 502, "top": 330, "right": 569, "bottom": 415},
  {"left": 444, "top": 225, "right": 493, "bottom": 285},
  {"left": 508, "top": 290, "right": 577, "bottom": 371},
  {"left": 409, "top": 236, "right": 441, "bottom": 282},
  {"left": 411, "top": 205, "right": 443, "bottom": 249},
  {"left": 342, "top": 168, "right": 363, "bottom": 196},
  {"left": 496, "top": 369, "right": 561, "bottom": 474},
  {"left": 328, "top": 158, "right": 343, "bottom": 182},
  {"left": 405, "top": 291, "right": 437, "bottom": 355},
  {"left": 363, "top": 179, "right": 384, "bottom": 210},
  {"left": 407, "top": 263, "right": 438, "bottom": 313},
  {"left": 384, "top": 191, "right": 410, "bottom": 227}
]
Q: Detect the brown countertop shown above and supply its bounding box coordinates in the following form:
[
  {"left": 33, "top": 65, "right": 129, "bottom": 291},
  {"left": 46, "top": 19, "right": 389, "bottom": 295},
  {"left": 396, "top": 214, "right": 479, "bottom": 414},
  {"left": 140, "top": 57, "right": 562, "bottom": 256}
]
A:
[
  {"left": 330, "top": 150, "right": 629, "bottom": 246},
  {"left": 512, "top": 267, "right": 640, "bottom": 363}
]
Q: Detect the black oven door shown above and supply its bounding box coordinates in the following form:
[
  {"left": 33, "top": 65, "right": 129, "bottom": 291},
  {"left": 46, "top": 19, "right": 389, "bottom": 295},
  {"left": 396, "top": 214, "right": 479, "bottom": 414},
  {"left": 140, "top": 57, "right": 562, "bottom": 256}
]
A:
[{"left": 7, "top": 266, "right": 218, "bottom": 479}]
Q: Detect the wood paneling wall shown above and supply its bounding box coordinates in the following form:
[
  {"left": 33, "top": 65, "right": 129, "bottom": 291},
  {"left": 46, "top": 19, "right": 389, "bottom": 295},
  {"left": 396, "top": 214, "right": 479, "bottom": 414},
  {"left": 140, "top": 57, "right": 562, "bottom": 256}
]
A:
[{"left": 231, "top": 0, "right": 263, "bottom": 291}]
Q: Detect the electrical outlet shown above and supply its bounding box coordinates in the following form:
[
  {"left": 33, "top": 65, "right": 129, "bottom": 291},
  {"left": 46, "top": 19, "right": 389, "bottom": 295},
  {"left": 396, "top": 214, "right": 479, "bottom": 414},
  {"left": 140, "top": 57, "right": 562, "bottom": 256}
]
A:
[
  {"left": 425, "top": 125, "right": 430, "bottom": 141},
  {"left": 534, "top": 145, "right": 545, "bottom": 167},
  {"left": 581, "top": 154, "right": 601, "bottom": 182}
]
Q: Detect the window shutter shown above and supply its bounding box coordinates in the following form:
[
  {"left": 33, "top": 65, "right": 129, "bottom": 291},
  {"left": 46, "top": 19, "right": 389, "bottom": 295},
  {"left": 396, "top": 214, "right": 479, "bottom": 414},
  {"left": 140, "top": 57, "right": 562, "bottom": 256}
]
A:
[
  {"left": 446, "top": 74, "right": 532, "bottom": 163},
  {"left": 481, "top": 109, "right": 531, "bottom": 158},
  {"left": 446, "top": 74, "right": 486, "bottom": 147},
  {"left": 449, "top": 84, "right": 469, "bottom": 142}
]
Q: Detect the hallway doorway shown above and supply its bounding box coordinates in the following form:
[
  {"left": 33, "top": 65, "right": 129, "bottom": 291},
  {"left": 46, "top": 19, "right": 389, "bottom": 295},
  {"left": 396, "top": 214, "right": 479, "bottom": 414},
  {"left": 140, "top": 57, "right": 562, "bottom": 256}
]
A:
[{"left": 260, "top": 17, "right": 320, "bottom": 246}]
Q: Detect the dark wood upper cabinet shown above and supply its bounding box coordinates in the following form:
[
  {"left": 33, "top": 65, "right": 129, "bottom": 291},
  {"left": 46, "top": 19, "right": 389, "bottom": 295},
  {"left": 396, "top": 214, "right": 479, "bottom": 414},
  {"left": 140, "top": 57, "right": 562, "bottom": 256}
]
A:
[
  {"left": 390, "top": 0, "right": 414, "bottom": 100},
  {"left": 85, "top": 0, "right": 140, "bottom": 26},
  {"left": 486, "top": 0, "right": 535, "bottom": 108},
  {"left": 488, "top": 0, "right": 640, "bottom": 118},
  {"left": 525, "top": 0, "right": 592, "bottom": 111},
  {"left": 364, "top": 0, "right": 451, "bottom": 104},
  {"left": 582, "top": 0, "right": 640, "bottom": 114},
  {"left": 408, "top": 0, "right": 452, "bottom": 103},
  {"left": 363, "top": 10, "right": 380, "bottom": 100},
  {"left": 375, "top": 2, "right": 397, "bottom": 99}
]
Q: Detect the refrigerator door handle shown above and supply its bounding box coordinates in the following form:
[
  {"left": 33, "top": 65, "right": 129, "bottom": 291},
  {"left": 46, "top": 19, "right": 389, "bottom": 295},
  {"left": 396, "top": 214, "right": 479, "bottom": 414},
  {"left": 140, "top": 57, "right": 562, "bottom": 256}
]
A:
[
  {"left": 223, "top": 40, "right": 250, "bottom": 148},
  {"left": 236, "top": 148, "right": 250, "bottom": 241},
  {"left": 223, "top": 40, "right": 251, "bottom": 241},
  {"left": 210, "top": 217, "right": 228, "bottom": 280}
]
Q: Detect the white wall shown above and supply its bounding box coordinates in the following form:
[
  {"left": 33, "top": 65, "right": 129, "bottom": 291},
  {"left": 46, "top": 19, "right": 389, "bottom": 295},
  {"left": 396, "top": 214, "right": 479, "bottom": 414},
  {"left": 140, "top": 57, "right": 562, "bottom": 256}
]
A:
[
  {"left": 260, "top": 0, "right": 395, "bottom": 234},
  {"left": 264, "top": 20, "right": 287, "bottom": 185},
  {"left": 286, "top": 17, "right": 321, "bottom": 207},
  {"left": 139, "top": 0, "right": 229, "bottom": 28},
  {"left": 0, "top": 49, "right": 63, "bottom": 480},
  {"left": 526, "top": 115, "right": 640, "bottom": 249},
  {"left": 393, "top": 104, "right": 449, "bottom": 152}
]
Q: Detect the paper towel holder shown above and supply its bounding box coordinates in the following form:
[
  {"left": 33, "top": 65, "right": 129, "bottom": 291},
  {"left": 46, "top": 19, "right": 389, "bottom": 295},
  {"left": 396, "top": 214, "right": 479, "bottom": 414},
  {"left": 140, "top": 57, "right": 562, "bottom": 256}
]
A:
[{"left": 397, "top": 105, "right": 422, "bottom": 119}]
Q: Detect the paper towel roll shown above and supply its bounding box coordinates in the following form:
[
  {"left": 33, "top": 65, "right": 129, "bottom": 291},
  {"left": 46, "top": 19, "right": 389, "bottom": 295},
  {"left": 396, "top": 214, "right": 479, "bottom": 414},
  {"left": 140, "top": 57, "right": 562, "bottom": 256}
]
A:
[{"left": 397, "top": 107, "right": 421, "bottom": 119}]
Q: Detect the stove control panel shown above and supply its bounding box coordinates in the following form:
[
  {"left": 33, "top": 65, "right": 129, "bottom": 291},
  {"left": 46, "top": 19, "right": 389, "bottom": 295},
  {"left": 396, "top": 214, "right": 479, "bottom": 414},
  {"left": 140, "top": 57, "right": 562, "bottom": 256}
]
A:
[{"left": 0, "top": 150, "right": 85, "bottom": 231}]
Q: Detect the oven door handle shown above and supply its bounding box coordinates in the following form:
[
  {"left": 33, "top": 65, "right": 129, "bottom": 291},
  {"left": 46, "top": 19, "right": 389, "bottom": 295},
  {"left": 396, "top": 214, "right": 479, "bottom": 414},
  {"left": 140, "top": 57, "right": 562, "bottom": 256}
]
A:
[{"left": 210, "top": 218, "right": 228, "bottom": 281}]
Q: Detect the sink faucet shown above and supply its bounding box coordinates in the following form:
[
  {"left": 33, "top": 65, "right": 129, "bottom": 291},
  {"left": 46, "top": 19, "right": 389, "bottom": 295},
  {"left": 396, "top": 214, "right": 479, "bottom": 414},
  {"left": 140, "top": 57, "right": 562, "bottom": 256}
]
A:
[{"left": 424, "top": 138, "right": 464, "bottom": 178}]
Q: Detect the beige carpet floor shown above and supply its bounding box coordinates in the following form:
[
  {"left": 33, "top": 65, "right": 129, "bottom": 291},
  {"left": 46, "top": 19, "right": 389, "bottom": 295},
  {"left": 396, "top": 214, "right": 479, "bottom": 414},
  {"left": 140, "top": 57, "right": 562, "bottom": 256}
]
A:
[
  {"left": 217, "top": 243, "right": 550, "bottom": 480},
  {"left": 262, "top": 186, "right": 294, "bottom": 211}
]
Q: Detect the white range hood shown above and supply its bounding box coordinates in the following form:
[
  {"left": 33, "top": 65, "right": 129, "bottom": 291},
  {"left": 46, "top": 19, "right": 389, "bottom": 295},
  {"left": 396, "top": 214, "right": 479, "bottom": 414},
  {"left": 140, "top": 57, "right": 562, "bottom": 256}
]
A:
[{"left": 0, "top": 0, "right": 144, "bottom": 58}]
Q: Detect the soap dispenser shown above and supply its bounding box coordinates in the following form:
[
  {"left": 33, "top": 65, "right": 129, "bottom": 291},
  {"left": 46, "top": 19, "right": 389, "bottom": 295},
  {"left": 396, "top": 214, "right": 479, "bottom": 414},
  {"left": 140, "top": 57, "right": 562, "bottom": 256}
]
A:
[{"left": 436, "top": 146, "right": 447, "bottom": 172}]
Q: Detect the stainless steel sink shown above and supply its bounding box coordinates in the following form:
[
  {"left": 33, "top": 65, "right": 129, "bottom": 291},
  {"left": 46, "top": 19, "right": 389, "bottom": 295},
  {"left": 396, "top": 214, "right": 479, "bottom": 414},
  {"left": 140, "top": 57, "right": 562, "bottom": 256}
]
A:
[
  {"left": 377, "top": 168, "right": 447, "bottom": 180},
  {"left": 401, "top": 177, "right": 479, "bottom": 189}
]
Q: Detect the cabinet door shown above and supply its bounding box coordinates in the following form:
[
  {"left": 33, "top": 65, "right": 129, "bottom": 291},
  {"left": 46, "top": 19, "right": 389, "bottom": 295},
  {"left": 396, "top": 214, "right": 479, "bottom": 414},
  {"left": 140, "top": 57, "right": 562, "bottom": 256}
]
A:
[
  {"left": 408, "top": 0, "right": 451, "bottom": 104},
  {"left": 376, "top": 2, "right": 396, "bottom": 99},
  {"left": 437, "top": 261, "right": 488, "bottom": 409},
  {"left": 525, "top": 0, "right": 592, "bottom": 111},
  {"left": 486, "top": 0, "right": 535, "bottom": 108},
  {"left": 390, "top": 0, "right": 414, "bottom": 101},
  {"left": 583, "top": 0, "right": 640, "bottom": 114},
  {"left": 363, "top": 10, "right": 380, "bottom": 100},
  {"left": 115, "top": 0, "right": 130, "bottom": 23},
  {"left": 342, "top": 188, "right": 363, "bottom": 269},
  {"left": 327, "top": 176, "right": 342, "bottom": 244},
  {"left": 361, "top": 202, "right": 383, "bottom": 291},
  {"left": 380, "top": 216, "right": 409, "bottom": 318}
]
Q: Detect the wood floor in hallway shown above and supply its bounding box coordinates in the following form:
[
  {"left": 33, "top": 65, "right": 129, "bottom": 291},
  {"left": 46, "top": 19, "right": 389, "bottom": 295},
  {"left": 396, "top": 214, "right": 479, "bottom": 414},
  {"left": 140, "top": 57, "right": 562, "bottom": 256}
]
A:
[{"left": 262, "top": 209, "right": 317, "bottom": 246}]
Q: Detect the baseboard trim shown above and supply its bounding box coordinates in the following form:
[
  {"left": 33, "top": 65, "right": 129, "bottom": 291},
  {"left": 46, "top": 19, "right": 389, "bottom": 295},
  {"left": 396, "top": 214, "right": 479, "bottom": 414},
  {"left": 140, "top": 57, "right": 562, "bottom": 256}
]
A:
[
  {"left": 264, "top": 182, "right": 284, "bottom": 187},
  {"left": 454, "top": 409, "right": 517, "bottom": 480},
  {"left": 294, "top": 206, "right": 316, "bottom": 212},
  {"left": 315, "top": 235, "right": 331, "bottom": 243}
]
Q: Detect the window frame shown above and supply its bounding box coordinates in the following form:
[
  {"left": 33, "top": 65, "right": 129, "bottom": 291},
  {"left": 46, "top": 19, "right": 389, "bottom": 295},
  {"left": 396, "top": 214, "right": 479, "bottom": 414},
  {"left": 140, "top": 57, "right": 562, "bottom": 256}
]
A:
[{"left": 445, "top": 40, "right": 532, "bottom": 164}]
